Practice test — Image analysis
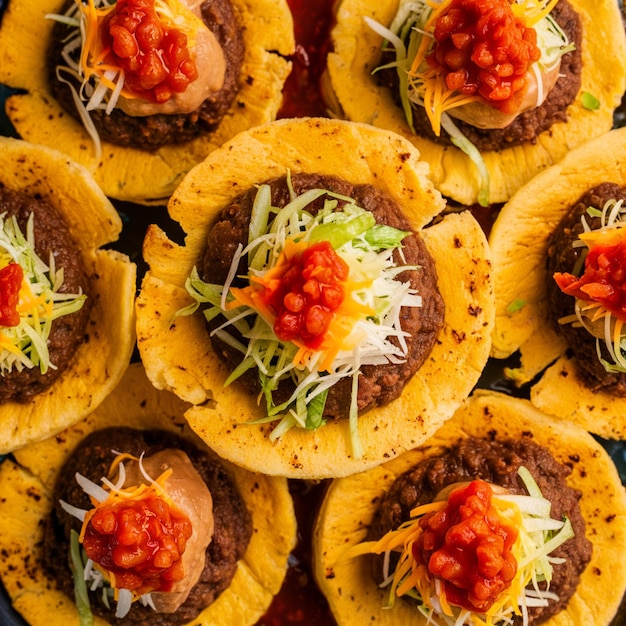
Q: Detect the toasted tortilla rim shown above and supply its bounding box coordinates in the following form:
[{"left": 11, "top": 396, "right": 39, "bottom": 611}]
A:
[
  {"left": 0, "top": 0, "right": 295, "bottom": 204},
  {"left": 0, "top": 136, "right": 136, "bottom": 454},
  {"left": 326, "top": 0, "right": 626, "bottom": 205},
  {"left": 0, "top": 362, "right": 297, "bottom": 626},
  {"left": 312, "top": 389, "right": 626, "bottom": 626},
  {"left": 489, "top": 125, "right": 626, "bottom": 439},
  {"left": 136, "top": 117, "right": 495, "bottom": 478}
]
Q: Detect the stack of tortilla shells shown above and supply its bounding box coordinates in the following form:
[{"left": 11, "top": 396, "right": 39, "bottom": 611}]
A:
[{"left": 0, "top": 0, "right": 295, "bottom": 205}]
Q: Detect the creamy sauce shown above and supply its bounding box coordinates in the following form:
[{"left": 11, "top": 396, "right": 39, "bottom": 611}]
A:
[{"left": 447, "top": 62, "right": 561, "bottom": 129}]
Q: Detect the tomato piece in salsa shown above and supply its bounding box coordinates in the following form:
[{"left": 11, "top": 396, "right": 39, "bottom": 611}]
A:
[
  {"left": 414, "top": 480, "right": 518, "bottom": 613},
  {"left": 252, "top": 240, "right": 350, "bottom": 350},
  {"left": 102, "top": 0, "right": 199, "bottom": 103},
  {"left": 0, "top": 262, "right": 23, "bottom": 327},
  {"left": 82, "top": 493, "right": 193, "bottom": 595},
  {"left": 427, "top": 0, "right": 541, "bottom": 113},
  {"left": 554, "top": 239, "right": 626, "bottom": 321}
]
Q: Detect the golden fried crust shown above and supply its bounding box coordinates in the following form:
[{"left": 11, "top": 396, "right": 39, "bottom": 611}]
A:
[
  {"left": 490, "top": 126, "right": 626, "bottom": 439},
  {"left": 0, "top": 137, "right": 136, "bottom": 453},
  {"left": 0, "top": 0, "right": 295, "bottom": 204},
  {"left": 135, "top": 117, "right": 495, "bottom": 478},
  {"left": 326, "top": 0, "right": 626, "bottom": 205},
  {"left": 0, "top": 362, "right": 297, "bottom": 626},
  {"left": 312, "top": 390, "right": 626, "bottom": 626}
]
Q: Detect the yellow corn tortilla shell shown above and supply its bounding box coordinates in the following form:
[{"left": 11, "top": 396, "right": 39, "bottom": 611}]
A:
[
  {"left": 0, "top": 136, "right": 136, "bottom": 454},
  {"left": 312, "top": 389, "right": 626, "bottom": 626},
  {"left": 0, "top": 0, "right": 294, "bottom": 205},
  {"left": 489, "top": 126, "right": 626, "bottom": 439},
  {"left": 325, "top": 0, "right": 626, "bottom": 206},
  {"left": 531, "top": 352, "right": 626, "bottom": 440},
  {"left": 0, "top": 361, "right": 297, "bottom": 626},
  {"left": 135, "top": 117, "right": 495, "bottom": 478}
]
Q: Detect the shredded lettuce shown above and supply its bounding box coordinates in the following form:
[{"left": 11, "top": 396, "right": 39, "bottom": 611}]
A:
[{"left": 69, "top": 529, "right": 94, "bottom": 626}]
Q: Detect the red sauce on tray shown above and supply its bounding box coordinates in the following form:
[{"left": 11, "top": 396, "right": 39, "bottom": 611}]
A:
[
  {"left": 259, "top": 480, "right": 336, "bottom": 626},
  {"left": 277, "top": 0, "right": 335, "bottom": 119}
]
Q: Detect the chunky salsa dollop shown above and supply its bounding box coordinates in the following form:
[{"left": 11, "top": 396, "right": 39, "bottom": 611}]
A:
[
  {"left": 427, "top": 0, "right": 542, "bottom": 114},
  {"left": 82, "top": 491, "right": 193, "bottom": 596},
  {"left": 103, "top": 0, "right": 199, "bottom": 104},
  {"left": 414, "top": 480, "right": 518, "bottom": 613}
]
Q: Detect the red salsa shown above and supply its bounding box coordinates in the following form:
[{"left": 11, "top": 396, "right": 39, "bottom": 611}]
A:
[
  {"left": 0, "top": 262, "right": 23, "bottom": 327},
  {"left": 554, "top": 239, "right": 626, "bottom": 321},
  {"left": 414, "top": 480, "right": 518, "bottom": 613},
  {"left": 82, "top": 492, "right": 193, "bottom": 595},
  {"left": 259, "top": 241, "right": 349, "bottom": 349},
  {"left": 427, "top": 0, "right": 541, "bottom": 113},
  {"left": 103, "top": 0, "right": 199, "bottom": 103}
]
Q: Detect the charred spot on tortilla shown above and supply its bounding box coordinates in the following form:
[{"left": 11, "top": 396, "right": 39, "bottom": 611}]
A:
[
  {"left": 197, "top": 172, "right": 445, "bottom": 421},
  {"left": 0, "top": 187, "right": 91, "bottom": 404},
  {"left": 377, "top": 0, "right": 582, "bottom": 152},
  {"left": 546, "top": 182, "right": 626, "bottom": 396},
  {"left": 43, "top": 427, "right": 252, "bottom": 624},
  {"left": 47, "top": 0, "right": 245, "bottom": 151},
  {"left": 368, "top": 436, "right": 591, "bottom": 624}
]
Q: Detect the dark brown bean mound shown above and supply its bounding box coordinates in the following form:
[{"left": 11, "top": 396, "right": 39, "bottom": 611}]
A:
[
  {"left": 379, "top": 0, "right": 582, "bottom": 152},
  {"left": 0, "top": 187, "right": 92, "bottom": 404},
  {"left": 368, "top": 437, "right": 592, "bottom": 625},
  {"left": 200, "top": 173, "right": 445, "bottom": 420},
  {"left": 47, "top": 0, "right": 244, "bottom": 151},
  {"left": 42, "top": 427, "right": 253, "bottom": 626},
  {"left": 545, "top": 182, "right": 626, "bottom": 396}
]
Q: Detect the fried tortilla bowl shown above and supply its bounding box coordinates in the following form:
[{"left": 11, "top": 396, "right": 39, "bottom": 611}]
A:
[
  {"left": 135, "top": 117, "right": 495, "bottom": 479},
  {"left": 0, "top": 362, "right": 297, "bottom": 625},
  {"left": 312, "top": 389, "right": 626, "bottom": 626},
  {"left": 0, "top": 0, "right": 294, "bottom": 205},
  {"left": 325, "top": 0, "right": 626, "bottom": 206},
  {"left": 490, "top": 126, "right": 626, "bottom": 439},
  {"left": 0, "top": 136, "right": 136, "bottom": 454}
]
